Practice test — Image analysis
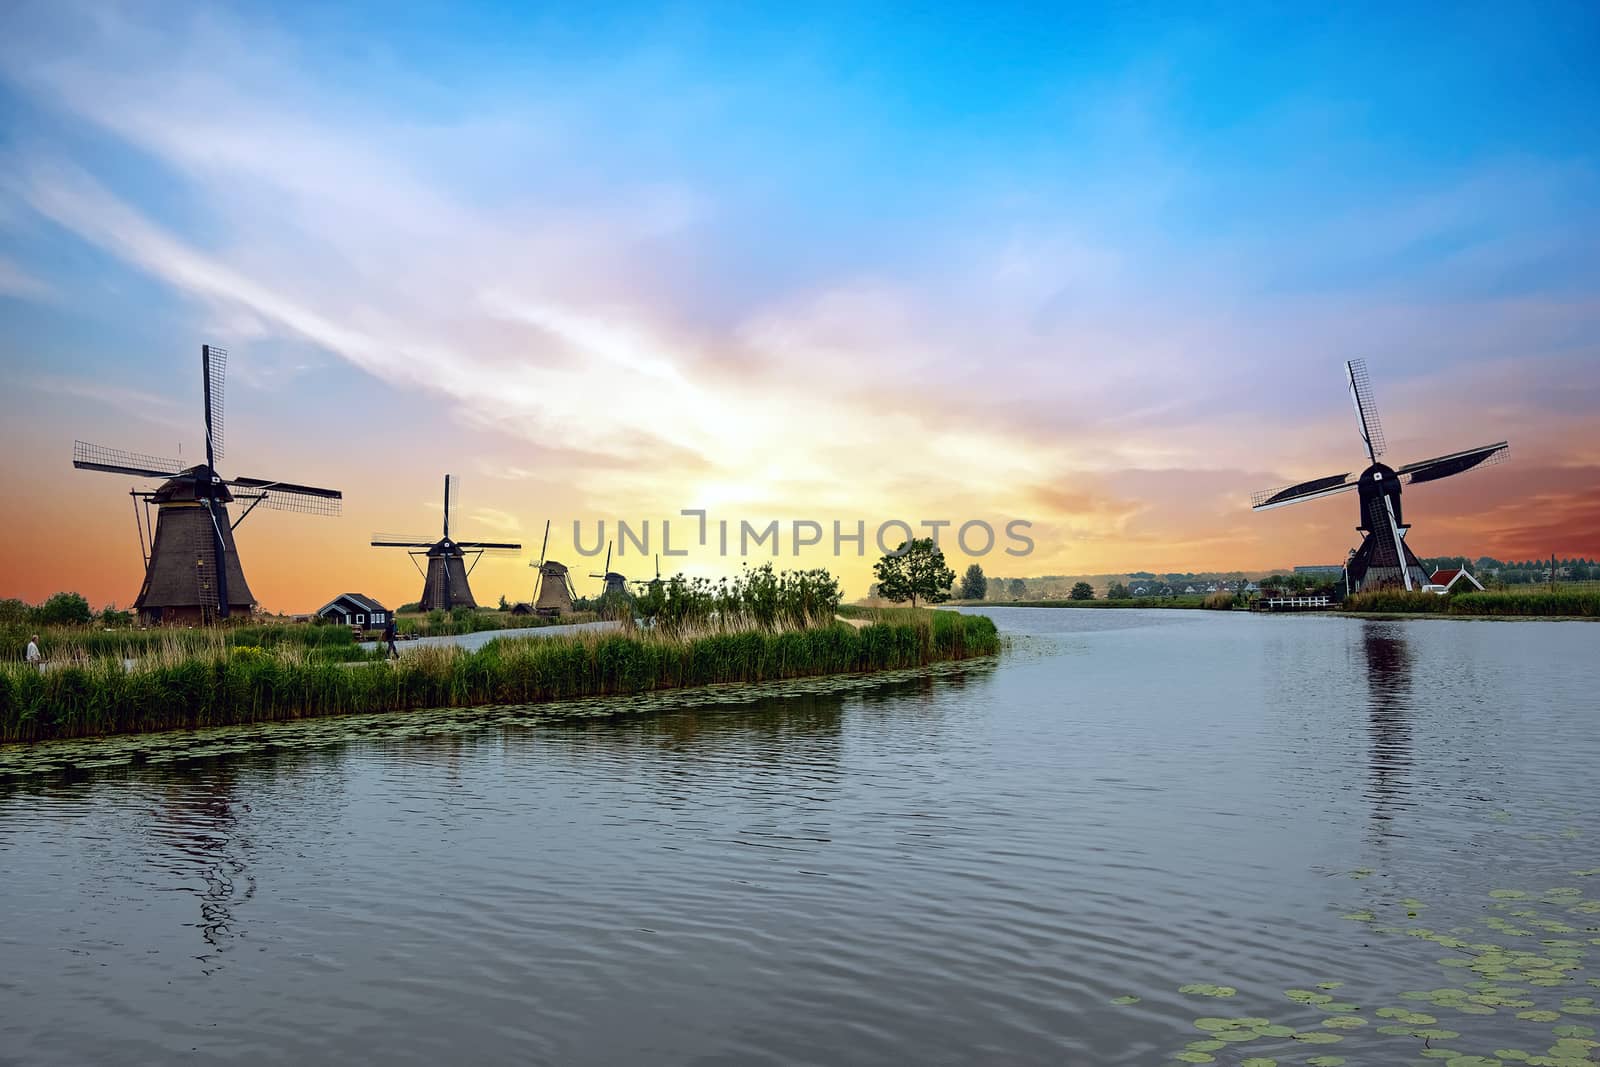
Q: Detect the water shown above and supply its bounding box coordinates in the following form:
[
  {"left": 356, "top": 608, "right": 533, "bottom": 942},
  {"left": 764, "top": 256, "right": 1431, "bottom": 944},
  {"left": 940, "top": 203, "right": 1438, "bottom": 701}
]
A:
[{"left": 2, "top": 609, "right": 1597, "bottom": 1065}]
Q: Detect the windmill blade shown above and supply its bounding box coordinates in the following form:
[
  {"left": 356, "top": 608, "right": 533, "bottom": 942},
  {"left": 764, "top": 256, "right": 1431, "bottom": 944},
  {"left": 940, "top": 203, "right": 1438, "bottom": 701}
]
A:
[
  {"left": 1251, "top": 472, "right": 1356, "bottom": 511},
  {"left": 455, "top": 541, "right": 522, "bottom": 555},
  {"left": 227, "top": 476, "right": 342, "bottom": 516},
  {"left": 1398, "top": 441, "right": 1510, "bottom": 485},
  {"left": 443, "top": 474, "right": 459, "bottom": 539},
  {"left": 538, "top": 519, "right": 551, "bottom": 566},
  {"left": 371, "top": 534, "right": 435, "bottom": 547},
  {"left": 1345, "top": 359, "right": 1387, "bottom": 462},
  {"left": 202, "top": 344, "right": 227, "bottom": 467},
  {"left": 73, "top": 440, "right": 184, "bottom": 479},
  {"left": 233, "top": 489, "right": 342, "bottom": 517}
]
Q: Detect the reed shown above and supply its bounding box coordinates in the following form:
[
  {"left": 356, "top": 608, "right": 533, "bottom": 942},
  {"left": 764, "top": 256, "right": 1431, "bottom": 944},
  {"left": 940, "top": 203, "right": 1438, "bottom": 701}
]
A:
[
  {"left": 1, "top": 621, "right": 362, "bottom": 664},
  {"left": 0, "top": 613, "right": 1000, "bottom": 743},
  {"left": 1343, "top": 589, "right": 1600, "bottom": 617}
]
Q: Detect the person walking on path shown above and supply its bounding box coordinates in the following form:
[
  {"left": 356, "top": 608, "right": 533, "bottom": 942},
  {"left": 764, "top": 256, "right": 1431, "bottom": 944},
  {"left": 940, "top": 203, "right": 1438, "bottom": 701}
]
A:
[
  {"left": 25, "top": 634, "right": 42, "bottom": 667},
  {"left": 383, "top": 617, "right": 399, "bottom": 659}
]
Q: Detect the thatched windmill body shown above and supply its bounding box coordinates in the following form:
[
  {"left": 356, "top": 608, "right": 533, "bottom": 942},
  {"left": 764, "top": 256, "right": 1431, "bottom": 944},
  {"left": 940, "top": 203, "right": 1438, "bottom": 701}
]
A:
[
  {"left": 529, "top": 521, "right": 577, "bottom": 616},
  {"left": 372, "top": 475, "right": 520, "bottom": 611},
  {"left": 73, "top": 344, "right": 343, "bottom": 625},
  {"left": 1251, "top": 359, "right": 1509, "bottom": 593}
]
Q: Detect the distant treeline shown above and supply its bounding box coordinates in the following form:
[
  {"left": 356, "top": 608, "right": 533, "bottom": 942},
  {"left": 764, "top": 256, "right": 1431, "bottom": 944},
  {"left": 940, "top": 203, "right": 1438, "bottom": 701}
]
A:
[{"left": 0, "top": 612, "right": 999, "bottom": 743}]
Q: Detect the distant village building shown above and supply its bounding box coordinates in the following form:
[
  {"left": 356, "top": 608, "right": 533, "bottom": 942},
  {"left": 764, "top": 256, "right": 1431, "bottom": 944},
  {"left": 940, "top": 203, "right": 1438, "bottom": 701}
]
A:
[
  {"left": 315, "top": 593, "right": 390, "bottom": 629},
  {"left": 1423, "top": 568, "right": 1485, "bottom": 595}
]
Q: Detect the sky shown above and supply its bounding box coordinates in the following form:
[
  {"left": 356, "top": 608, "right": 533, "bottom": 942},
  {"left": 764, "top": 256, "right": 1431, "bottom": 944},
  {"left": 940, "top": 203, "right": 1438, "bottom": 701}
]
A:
[{"left": 1, "top": 1, "right": 1597, "bottom": 612}]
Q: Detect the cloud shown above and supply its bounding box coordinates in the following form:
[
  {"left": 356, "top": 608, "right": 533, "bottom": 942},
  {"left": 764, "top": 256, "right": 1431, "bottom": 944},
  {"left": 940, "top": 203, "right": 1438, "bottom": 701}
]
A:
[
  {"left": 1, "top": 0, "right": 1596, "bottom": 590},
  {"left": 0, "top": 255, "right": 52, "bottom": 301}
]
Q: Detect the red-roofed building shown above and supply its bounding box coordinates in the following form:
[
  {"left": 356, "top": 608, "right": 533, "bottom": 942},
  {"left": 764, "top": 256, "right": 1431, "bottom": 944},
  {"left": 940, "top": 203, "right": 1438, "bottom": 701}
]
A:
[{"left": 1423, "top": 568, "right": 1485, "bottom": 594}]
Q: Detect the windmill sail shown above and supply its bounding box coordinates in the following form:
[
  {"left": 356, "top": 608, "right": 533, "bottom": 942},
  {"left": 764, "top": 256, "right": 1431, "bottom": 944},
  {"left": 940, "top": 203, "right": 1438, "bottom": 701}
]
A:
[
  {"left": 1397, "top": 442, "right": 1509, "bottom": 485},
  {"left": 1251, "top": 472, "right": 1355, "bottom": 511},
  {"left": 73, "top": 440, "right": 183, "bottom": 479},
  {"left": 203, "top": 344, "right": 227, "bottom": 466},
  {"left": 228, "top": 477, "right": 342, "bottom": 516},
  {"left": 1345, "top": 358, "right": 1387, "bottom": 462}
]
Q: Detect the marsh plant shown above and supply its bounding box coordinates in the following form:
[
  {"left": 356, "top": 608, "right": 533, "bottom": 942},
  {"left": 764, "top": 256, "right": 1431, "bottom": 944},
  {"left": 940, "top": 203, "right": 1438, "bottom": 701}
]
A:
[
  {"left": 1344, "top": 590, "right": 1600, "bottom": 617},
  {"left": 0, "top": 610, "right": 998, "bottom": 743}
]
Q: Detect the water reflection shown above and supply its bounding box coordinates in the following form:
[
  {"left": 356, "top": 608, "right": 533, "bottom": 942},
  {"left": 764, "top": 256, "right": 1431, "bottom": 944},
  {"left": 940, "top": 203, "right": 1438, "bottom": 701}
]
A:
[
  {"left": 150, "top": 770, "right": 256, "bottom": 973},
  {"left": 1361, "top": 622, "right": 1415, "bottom": 835}
]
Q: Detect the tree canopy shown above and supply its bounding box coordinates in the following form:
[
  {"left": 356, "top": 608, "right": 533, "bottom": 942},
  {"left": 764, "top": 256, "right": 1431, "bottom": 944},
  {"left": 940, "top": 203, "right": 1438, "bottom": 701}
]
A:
[
  {"left": 873, "top": 539, "right": 956, "bottom": 608},
  {"left": 959, "top": 563, "right": 987, "bottom": 601},
  {"left": 1069, "top": 582, "right": 1095, "bottom": 601}
]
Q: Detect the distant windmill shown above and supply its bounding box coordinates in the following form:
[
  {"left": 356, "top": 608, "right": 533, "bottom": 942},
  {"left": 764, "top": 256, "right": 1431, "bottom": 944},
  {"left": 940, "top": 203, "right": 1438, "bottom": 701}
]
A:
[
  {"left": 372, "top": 475, "right": 521, "bottom": 611},
  {"left": 1251, "top": 359, "right": 1509, "bottom": 592},
  {"left": 631, "top": 554, "right": 663, "bottom": 595},
  {"left": 528, "top": 520, "right": 577, "bottom": 617},
  {"left": 589, "top": 542, "right": 629, "bottom": 599},
  {"left": 73, "top": 344, "right": 342, "bottom": 625}
]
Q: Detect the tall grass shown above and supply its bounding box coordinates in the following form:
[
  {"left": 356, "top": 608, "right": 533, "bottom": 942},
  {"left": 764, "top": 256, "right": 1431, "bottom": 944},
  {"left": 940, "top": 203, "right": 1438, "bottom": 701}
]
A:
[
  {"left": 1343, "top": 589, "right": 1600, "bottom": 617},
  {"left": 0, "top": 622, "right": 362, "bottom": 664},
  {"left": 0, "top": 613, "right": 1000, "bottom": 743}
]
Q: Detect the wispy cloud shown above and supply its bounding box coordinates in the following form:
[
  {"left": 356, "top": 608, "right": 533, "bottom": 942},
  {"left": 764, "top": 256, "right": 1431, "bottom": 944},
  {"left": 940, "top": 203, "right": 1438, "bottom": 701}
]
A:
[
  {"left": 0, "top": 0, "right": 1595, "bottom": 602},
  {"left": 0, "top": 255, "right": 52, "bottom": 301}
]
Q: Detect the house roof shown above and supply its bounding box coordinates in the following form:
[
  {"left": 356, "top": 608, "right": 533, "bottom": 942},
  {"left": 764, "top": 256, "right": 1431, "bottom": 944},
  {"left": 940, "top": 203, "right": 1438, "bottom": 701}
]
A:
[
  {"left": 1431, "top": 568, "right": 1462, "bottom": 584},
  {"left": 316, "top": 592, "right": 388, "bottom": 615}
]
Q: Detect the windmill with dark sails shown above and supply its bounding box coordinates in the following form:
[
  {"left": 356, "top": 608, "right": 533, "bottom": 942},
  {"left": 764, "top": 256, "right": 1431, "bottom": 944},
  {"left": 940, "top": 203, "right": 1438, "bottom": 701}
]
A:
[
  {"left": 1251, "top": 359, "right": 1509, "bottom": 592},
  {"left": 590, "top": 542, "right": 629, "bottom": 599},
  {"left": 73, "top": 343, "right": 343, "bottom": 625},
  {"left": 372, "top": 475, "right": 521, "bottom": 611}
]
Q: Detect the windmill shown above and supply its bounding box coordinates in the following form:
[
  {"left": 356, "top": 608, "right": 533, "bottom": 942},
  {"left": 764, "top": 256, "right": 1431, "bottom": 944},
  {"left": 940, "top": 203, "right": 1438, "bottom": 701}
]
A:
[
  {"left": 589, "top": 543, "right": 629, "bottom": 599},
  {"left": 1251, "top": 359, "right": 1509, "bottom": 593},
  {"left": 528, "top": 520, "right": 577, "bottom": 617},
  {"left": 371, "top": 475, "right": 521, "bottom": 611},
  {"left": 73, "top": 344, "right": 342, "bottom": 625},
  {"left": 631, "top": 554, "right": 663, "bottom": 596}
]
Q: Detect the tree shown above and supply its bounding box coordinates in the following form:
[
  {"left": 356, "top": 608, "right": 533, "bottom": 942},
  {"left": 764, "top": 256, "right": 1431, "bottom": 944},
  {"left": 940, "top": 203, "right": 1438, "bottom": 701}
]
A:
[
  {"left": 99, "top": 605, "right": 134, "bottom": 628},
  {"left": 1069, "top": 581, "right": 1095, "bottom": 601},
  {"left": 873, "top": 538, "right": 955, "bottom": 608},
  {"left": 36, "top": 592, "right": 92, "bottom": 626},
  {"left": 959, "top": 563, "right": 987, "bottom": 601},
  {"left": 1106, "top": 581, "right": 1130, "bottom": 600},
  {"left": 0, "top": 598, "right": 28, "bottom": 626},
  {"left": 497, "top": 594, "right": 510, "bottom": 611},
  {"left": 1008, "top": 578, "right": 1027, "bottom": 600}
]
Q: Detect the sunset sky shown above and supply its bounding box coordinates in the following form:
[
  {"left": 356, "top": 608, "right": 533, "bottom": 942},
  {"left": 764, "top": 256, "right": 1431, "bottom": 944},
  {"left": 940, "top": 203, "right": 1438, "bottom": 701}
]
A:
[{"left": 2, "top": 3, "right": 1597, "bottom": 612}]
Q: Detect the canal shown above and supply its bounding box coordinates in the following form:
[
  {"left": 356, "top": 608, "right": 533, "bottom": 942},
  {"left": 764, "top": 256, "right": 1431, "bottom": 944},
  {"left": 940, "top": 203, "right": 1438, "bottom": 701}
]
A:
[{"left": 2, "top": 608, "right": 1596, "bottom": 1064}]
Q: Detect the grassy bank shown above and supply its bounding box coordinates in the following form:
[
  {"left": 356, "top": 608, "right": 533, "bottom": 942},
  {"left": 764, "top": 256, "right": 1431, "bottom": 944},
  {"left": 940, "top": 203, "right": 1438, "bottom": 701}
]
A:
[
  {"left": 1344, "top": 589, "right": 1600, "bottom": 617},
  {"left": 0, "top": 612, "right": 1000, "bottom": 743}
]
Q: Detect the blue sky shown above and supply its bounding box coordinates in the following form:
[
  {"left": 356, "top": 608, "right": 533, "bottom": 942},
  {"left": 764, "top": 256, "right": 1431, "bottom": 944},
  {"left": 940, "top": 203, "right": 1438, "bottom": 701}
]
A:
[{"left": 1, "top": 1, "right": 1597, "bottom": 607}]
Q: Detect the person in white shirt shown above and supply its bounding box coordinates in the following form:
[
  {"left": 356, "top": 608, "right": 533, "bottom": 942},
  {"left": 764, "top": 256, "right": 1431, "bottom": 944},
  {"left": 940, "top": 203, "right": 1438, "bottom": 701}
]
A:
[{"left": 25, "top": 635, "right": 42, "bottom": 665}]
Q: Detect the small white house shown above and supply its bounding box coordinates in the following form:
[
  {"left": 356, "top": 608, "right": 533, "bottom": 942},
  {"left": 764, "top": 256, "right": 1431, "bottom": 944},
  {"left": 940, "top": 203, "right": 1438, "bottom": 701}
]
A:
[
  {"left": 316, "top": 592, "right": 391, "bottom": 629},
  {"left": 1423, "top": 568, "right": 1485, "bottom": 595}
]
